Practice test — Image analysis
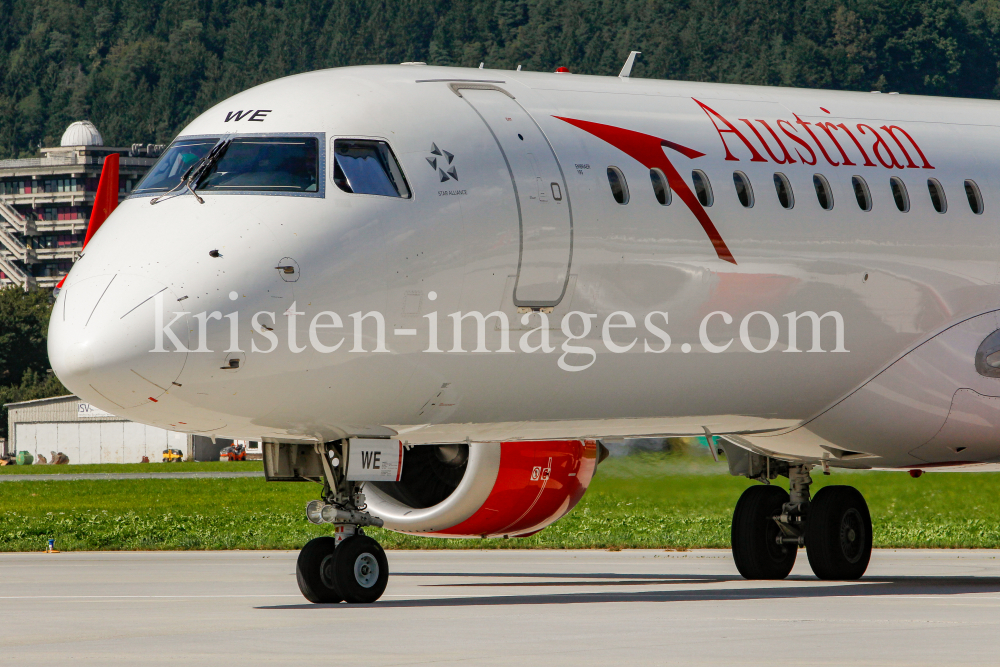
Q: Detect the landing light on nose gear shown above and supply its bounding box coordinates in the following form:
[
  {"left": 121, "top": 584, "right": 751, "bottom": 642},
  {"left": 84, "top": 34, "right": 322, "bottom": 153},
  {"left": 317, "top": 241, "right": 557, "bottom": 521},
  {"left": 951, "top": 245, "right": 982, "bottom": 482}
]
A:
[{"left": 725, "top": 449, "right": 873, "bottom": 581}]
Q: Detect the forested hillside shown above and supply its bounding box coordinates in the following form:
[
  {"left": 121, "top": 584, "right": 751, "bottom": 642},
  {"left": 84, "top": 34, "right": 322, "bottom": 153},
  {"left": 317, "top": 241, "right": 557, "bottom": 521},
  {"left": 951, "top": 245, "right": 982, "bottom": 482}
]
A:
[{"left": 1, "top": 0, "right": 999, "bottom": 158}]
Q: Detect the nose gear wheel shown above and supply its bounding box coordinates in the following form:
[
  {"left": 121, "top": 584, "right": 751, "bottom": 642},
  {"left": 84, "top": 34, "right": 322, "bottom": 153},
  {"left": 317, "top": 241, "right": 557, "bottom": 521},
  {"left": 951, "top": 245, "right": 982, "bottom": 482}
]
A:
[
  {"left": 296, "top": 536, "right": 342, "bottom": 603},
  {"left": 334, "top": 535, "right": 389, "bottom": 603}
]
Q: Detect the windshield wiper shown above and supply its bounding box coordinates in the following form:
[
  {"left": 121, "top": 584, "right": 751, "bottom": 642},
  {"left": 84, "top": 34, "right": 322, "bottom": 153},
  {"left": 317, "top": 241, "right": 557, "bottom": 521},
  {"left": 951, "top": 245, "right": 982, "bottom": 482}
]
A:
[
  {"left": 151, "top": 138, "right": 232, "bottom": 205},
  {"left": 187, "top": 139, "right": 233, "bottom": 197}
]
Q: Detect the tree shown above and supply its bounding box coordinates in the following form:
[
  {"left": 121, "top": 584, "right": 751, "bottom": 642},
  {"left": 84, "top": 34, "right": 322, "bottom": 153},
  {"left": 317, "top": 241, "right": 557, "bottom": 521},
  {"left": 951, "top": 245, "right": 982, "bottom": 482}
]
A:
[
  {"left": 1, "top": 0, "right": 999, "bottom": 159},
  {"left": 0, "top": 286, "right": 67, "bottom": 440}
]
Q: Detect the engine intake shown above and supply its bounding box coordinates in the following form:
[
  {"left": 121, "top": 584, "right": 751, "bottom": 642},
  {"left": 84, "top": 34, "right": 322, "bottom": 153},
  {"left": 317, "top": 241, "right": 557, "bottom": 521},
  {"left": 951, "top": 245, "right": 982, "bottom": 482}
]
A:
[{"left": 366, "top": 439, "right": 603, "bottom": 538}]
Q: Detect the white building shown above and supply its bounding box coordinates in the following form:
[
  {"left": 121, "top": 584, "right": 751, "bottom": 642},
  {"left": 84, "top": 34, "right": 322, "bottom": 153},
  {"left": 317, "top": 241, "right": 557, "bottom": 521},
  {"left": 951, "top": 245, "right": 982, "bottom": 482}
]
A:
[
  {"left": 0, "top": 122, "right": 162, "bottom": 291},
  {"left": 5, "top": 395, "right": 266, "bottom": 464},
  {"left": 5, "top": 394, "right": 189, "bottom": 464}
]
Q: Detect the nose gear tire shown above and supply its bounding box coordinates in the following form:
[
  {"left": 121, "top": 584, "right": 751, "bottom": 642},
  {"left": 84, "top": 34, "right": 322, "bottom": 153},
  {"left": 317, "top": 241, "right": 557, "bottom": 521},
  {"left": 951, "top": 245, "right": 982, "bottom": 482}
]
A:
[
  {"left": 806, "top": 485, "right": 872, "bottom": 580},
  {"left": 296, "top": 536, "right": 343, "bottom": 603},
  {"left": 731, "top": 485, "right": 797, "bottom": 580},
  {"left": 333, "top": 535, "right": 389, "bottom": 603}
]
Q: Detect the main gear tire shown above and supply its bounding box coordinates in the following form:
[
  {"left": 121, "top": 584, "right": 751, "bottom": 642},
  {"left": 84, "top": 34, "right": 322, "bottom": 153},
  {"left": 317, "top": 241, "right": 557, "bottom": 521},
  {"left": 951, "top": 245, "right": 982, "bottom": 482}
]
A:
[
  {"left": 805, "top": 485, "right": 872, "bottom": 580},
  {"left": 731, "top": 485, "right": 797, "bottom": 580}
]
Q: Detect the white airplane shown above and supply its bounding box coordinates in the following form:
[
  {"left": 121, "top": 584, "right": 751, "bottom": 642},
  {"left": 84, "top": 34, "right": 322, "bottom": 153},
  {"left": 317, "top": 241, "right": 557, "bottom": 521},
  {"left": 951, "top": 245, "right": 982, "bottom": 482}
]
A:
[{"left": 47, "top": 59, "right": 1000, "bottom": 603}]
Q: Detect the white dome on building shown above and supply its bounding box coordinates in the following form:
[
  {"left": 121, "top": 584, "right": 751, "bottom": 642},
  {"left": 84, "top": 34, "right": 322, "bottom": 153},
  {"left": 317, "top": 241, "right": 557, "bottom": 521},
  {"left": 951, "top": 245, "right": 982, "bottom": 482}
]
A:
[{"left": 60, "top": 120, "right": 104, "bottom": 147}]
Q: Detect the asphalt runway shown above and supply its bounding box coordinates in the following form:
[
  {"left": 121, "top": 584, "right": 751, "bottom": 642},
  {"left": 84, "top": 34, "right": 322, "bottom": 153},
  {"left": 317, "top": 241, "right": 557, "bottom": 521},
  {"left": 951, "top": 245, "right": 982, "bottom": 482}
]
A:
[{"left": 2, "top": 549, "right": 999, "bottom": 666}]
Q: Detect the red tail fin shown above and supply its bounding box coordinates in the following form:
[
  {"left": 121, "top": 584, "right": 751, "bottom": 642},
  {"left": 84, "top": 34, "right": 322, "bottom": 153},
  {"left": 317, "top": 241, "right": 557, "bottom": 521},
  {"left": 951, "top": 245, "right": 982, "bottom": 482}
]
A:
[{"left": 82, "top": 153, "right": 120, "bottom": 248}]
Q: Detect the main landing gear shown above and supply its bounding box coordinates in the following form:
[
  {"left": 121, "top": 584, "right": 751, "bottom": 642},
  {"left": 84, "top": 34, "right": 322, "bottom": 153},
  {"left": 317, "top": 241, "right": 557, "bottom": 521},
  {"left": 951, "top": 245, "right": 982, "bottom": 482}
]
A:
[
  {"left": 728, "top": 458, "right": 872, "bottom": 580},
  {"left": 295, "top": 441, "right": 390, "bottom": 604}
]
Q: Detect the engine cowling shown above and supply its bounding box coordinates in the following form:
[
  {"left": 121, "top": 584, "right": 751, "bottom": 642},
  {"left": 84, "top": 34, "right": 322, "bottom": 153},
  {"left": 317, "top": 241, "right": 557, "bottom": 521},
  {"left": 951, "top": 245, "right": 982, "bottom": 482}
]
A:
[{"left": 366, "top": 439, "right": 602, "bottom": 538}]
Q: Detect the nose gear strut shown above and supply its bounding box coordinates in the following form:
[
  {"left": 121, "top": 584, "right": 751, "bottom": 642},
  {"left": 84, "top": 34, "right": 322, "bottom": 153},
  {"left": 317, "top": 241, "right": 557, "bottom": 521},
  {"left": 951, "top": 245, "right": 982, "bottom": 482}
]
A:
[{"left": 306, "top": 441, "right": 384, "bottom": 531}]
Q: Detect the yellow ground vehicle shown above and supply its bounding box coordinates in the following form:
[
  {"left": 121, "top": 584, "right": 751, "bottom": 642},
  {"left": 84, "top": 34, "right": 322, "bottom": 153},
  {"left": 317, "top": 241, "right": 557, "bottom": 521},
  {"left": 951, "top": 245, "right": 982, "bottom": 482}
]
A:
[{"left": 162, "top": 449, "right": 183, "bottom": 463}]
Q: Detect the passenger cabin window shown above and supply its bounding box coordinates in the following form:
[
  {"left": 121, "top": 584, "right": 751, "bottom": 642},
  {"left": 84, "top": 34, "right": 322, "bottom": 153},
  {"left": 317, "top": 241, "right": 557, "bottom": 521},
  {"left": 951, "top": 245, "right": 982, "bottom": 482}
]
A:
[
  {"left": 927, "top": 179, "right": 947, "bottom": 214},
  {"left": 813, "top": 174, "right": 833, "bottom": 210},
  {"left": 333, "top": 139, "right": 410, "bottom": 198},
  {"left": 890, "top": 177, "right": 910, "bottom": 212},
  {"left": 733, "top": 171, "right": 753, "bottom": 208},
  {"left": 132, "top": 138, "right": 218, "bottom": 195},
  {"left": 649, "top": 169, "right": 671, "bottom": 205},
  {"left": 607, "top": 167, "right": 629, "bottom": 204},
  {"left": 852, "top": 176, "right": 872, "bottom": 211},
  {"left": 196, "top": 137, "right": 321, "bottom": 193},
  {"left": 692, "top": 170, "right": 713, "bottom": 207},
  {"left": 773, "top": 173, "right": 794, "bottom": 209},
  {"left": 965, "top": 179, "right": 984, "bottom": 215}
]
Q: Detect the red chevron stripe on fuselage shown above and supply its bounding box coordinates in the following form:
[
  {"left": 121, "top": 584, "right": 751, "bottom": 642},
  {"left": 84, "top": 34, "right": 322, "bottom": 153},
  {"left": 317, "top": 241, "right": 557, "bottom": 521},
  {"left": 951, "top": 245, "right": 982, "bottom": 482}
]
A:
[{"left": 554, "top": 116, "right": 737, "bottom": 265}]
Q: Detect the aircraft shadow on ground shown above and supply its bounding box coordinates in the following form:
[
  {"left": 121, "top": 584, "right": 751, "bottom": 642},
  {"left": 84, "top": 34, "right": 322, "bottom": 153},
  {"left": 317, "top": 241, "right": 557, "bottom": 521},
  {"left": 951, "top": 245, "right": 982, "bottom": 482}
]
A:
[{"left": 255, "top": 572, "right": 1000, "bottom": 609}]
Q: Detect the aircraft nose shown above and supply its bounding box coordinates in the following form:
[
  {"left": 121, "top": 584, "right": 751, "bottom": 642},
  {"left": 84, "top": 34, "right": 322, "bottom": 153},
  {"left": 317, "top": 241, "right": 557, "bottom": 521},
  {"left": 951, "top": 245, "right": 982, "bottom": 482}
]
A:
[{"left": 48, "top": 273, "right": 189, "bottom": 411}]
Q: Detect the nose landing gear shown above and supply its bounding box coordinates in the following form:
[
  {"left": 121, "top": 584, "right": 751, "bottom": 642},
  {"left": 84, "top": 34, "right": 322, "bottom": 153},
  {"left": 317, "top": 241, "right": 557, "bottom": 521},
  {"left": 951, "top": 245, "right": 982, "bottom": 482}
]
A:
[
  {"left": 727, "top": 451, "right": 873, "bottom": 581},
  {"left": 293, "top": 441, "right": 390, "bottom": 604}
]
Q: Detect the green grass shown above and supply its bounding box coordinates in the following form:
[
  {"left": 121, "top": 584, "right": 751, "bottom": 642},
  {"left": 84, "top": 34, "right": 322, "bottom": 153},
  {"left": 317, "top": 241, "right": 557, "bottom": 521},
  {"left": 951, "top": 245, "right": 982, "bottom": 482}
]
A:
[
  {"left": 1, "top": 453, "right": 998, "bottom": 552},
  {"left": 0, "top": 461, "right": 263, "bottom": 475}
]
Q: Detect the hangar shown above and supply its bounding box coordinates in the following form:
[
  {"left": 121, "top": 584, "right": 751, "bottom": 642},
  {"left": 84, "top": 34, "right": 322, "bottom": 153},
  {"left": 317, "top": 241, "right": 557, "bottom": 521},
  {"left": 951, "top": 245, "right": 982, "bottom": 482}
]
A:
[
  {"left": 4, "top": 395, "right": 189, "bottom": 464},
  {"left": 3, "top": 394, "right": 262, "bottom": 464}
]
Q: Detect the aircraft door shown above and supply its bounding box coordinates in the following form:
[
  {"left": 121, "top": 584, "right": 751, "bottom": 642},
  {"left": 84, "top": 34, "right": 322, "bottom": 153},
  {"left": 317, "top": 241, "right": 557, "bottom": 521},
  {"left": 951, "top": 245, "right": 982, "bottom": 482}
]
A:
[{"left": 459, "top": 86, "right": 572, "bottom": 308}]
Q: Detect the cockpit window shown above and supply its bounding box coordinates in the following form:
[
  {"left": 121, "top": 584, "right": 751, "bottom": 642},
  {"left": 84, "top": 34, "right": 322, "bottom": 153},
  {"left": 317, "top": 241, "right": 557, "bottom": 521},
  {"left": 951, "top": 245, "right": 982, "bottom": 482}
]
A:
[
  {"left": 196, "top": 137, "right": 319, "bottom": 193},
  {"left": 333, "top": 139, "right": 411, "bottom": 198},
  {"left": 132, "top": 135, "right": 323, "bottom": 197},
  {"left": 132, "top": 138, "right": 217, "bottom": 195}
]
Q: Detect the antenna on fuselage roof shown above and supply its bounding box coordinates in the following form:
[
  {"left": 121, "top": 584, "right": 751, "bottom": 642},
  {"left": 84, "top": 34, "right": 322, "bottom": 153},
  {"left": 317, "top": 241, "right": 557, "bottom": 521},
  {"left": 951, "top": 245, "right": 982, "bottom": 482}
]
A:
[{"left": 619, "top": 50, "right": 641, "bottom": 78}]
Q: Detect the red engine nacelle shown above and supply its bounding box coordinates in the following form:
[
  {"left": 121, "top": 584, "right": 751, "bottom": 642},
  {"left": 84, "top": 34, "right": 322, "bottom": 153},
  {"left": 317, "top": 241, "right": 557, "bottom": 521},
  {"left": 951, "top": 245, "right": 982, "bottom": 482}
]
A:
[{"left": 365, "top": 440, "right": 603, "bottom": 538}]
